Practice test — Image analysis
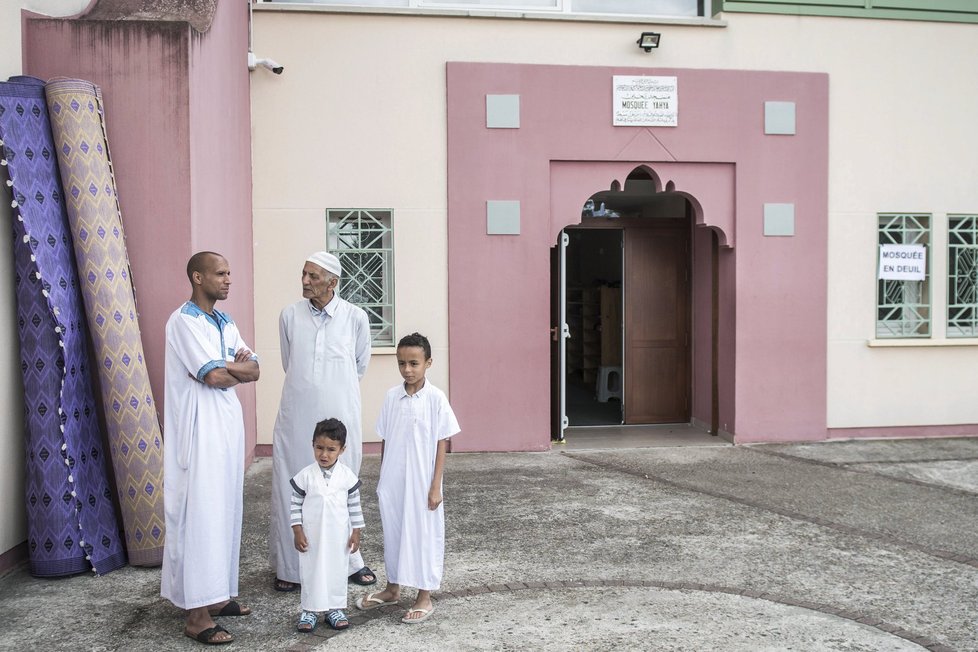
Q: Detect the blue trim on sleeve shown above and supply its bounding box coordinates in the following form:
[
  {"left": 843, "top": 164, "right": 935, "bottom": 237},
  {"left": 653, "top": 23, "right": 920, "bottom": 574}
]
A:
[
  {"left": 181, "top": 302, "right": 246, "bottom": 382},
  {"left": 290, "top": 478, "right": 306, "bottom": 497},
  {"left": 348, "top": 479, "right": 362, "bottom": 494},
  {"left": 196, "top": 359, "right": 226, "bottom": 382}
]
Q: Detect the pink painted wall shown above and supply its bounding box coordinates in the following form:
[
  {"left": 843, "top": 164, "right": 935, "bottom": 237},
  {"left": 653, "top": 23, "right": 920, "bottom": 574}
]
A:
[
  {"left": 185, "top": 2, "right": 257, "bottom": 462},
  {"left": 718, "top": 244, "right": 737, "bottom": 438},
  {"left": 691, "top": 224, "right": 713, "bottom": 429},
  {"left": 447, "top": 63, "right": 827, "bottom": 449},
  {"left": 22, "top": 2, "right": 257, "bottom": 457}
]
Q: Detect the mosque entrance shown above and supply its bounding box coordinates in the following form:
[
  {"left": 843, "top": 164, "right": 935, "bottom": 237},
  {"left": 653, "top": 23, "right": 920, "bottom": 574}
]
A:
[{"left": 551, "top": 167, "right": 697, "bottom": 441}]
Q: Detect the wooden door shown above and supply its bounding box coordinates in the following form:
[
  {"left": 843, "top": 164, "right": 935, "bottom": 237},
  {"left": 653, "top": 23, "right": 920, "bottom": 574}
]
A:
[{"left": 624, "top": 225, "right": 690, "bottom": 423}]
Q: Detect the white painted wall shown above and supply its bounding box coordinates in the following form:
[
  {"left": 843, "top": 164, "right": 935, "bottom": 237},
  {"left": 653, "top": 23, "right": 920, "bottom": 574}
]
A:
[
  {"left": 0, "top": 0, "right": 104, "bottom": 563},
  {"left": 249, "top": 49, "right": 454, "bottom": 443},
  {"left": 250, "top": 8, "right": 978, "bottom": 438}
]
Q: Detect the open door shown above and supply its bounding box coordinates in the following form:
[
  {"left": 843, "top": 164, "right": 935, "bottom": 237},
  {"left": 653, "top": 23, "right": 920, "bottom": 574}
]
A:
[
  {"left": 550, "top": 231, "right": 570, "bottom": 441},
  {"left": 624, "top": 224, "right": 690, "bottom": 423},
  {"left": 563, "top": 228, "right": 624, "bottom": 427}
]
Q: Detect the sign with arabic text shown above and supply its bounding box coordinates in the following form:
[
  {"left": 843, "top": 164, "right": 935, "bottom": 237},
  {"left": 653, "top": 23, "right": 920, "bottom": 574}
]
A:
[{"left": 613, "top": 75, "right": 678, "bottom": 127}]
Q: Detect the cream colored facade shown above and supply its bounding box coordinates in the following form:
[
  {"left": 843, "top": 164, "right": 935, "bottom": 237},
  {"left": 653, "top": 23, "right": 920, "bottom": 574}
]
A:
[
  {"left": 1, "top": 1, "right": 976, "bottom": 566},
  {"left": 249, "top": 18, "right": 456, "bottom": 441},
  {"left": 250, "top": 7, "right": 978, "bottom": 440}
]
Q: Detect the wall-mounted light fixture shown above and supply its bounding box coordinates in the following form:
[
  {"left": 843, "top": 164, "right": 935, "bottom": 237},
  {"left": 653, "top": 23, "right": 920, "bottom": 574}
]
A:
[{"left": 637, "top": 32, "right": 661, "bottom": 52}]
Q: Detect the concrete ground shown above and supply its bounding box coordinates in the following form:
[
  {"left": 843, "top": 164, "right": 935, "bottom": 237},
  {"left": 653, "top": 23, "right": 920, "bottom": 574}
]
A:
[{"left": 1, "top": 436, "right": 976, "bottom": 651}]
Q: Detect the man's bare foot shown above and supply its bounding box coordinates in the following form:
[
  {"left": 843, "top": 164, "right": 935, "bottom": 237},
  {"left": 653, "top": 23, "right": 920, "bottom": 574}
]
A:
[
  {"left": 184, "top": 624, "right": 233, "bottom": 644},
  {"left": 185, "top": 607, "right": 233, "bottom": 643},
  {"left": 208, "top": 599, "right": 251, "bottom": 617},
  {"left": 274, "top": 578, "right": 299, "bottom": 592}
]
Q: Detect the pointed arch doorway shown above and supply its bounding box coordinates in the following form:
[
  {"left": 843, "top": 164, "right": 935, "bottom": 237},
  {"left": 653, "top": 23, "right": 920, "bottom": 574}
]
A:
[{"left": 551, "top": 166, "right": 720, "bottom": 444}]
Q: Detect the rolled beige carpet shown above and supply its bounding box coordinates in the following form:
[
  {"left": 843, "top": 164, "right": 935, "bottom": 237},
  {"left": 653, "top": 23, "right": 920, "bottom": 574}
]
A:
[{"left": 45, "top": 78, "right": 164, "bottom": 566}]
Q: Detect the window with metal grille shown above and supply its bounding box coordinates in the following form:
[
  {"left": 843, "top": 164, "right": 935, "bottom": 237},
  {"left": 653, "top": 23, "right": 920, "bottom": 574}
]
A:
[
  {"left": 947, "top": 214, "right": 978, "bottom": 338},
  {"left": 326, "top": 209, "right": 394, "bottom": 346},
  {"left": 876, "top": 213, "right": 930, "bottom": 338}
]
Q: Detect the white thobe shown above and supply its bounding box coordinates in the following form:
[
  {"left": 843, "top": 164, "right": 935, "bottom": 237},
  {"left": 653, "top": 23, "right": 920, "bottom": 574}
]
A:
[
  {"left": 270, "top": 295, "right": 371, "bottom": 583},
  {"left": 292, "top": 461, "right": 359, "bottom": 611},
  {"left": 376, "top": 381, "right": 460, "bottom": 591},
  {"left": 161, "top": 302, "right": 254, "bottom": 610}
]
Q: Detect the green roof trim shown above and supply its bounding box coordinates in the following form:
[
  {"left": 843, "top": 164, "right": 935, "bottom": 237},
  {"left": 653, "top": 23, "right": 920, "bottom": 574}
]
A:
[{"left": 719, "top": 1, "right": 978, "bottom": 24}]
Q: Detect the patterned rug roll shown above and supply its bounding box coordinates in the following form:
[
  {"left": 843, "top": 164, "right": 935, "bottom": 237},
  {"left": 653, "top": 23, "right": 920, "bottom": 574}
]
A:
[
  {"left": 0, "top": 77, "right": 126, "bottom": 577},
  {"left": 45, "top": 78, "right": 165, "bottom": 567}
]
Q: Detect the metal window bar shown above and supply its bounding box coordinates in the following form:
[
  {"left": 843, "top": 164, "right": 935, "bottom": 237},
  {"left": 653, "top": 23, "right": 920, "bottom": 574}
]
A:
[
  {"left": 948, "top": 215, "right": 978, "bottom": 337},
  {"left": 876, "top": 213, "right": 930, "bottom": 338},
  {"left": 326, "top": 209, "right": 394, "bottom": 346}
]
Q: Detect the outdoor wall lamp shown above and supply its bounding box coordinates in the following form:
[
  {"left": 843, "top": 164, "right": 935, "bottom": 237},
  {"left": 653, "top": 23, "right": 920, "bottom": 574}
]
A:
[{"left": 637, "top": 32, "right": 661, "bottom": 52}]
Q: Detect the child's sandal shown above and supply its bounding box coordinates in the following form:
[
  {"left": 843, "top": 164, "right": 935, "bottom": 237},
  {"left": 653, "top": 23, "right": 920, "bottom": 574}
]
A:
[
  {"left": 297, "top": 610, "right": 318, "bottom": 632},
  {"left": 325, "top": 609, "right": 350, "bottom": 630}
]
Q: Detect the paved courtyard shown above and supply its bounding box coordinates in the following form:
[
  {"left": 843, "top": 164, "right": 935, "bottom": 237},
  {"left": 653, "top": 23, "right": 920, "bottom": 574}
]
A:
[{"left": 0, "top": 437, "right": 976, "bottom": 651}]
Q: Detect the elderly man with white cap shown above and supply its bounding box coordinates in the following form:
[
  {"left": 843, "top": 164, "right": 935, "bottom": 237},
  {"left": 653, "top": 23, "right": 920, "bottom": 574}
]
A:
[{"left": 269, "top": 252, "right": 375, "bottom": 592}]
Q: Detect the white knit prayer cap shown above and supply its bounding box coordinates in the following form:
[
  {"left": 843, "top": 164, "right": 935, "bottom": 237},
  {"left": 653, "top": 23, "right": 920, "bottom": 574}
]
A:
[{"left": 305, "top": 251, "right": 342, "bottom": 277}]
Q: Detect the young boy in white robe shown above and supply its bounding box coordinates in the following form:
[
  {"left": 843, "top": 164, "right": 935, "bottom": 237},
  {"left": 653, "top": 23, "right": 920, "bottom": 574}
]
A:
[
  {"left": 290, "top": 418, "right": 365, "bottom": 633},
  {"left": 355, "top": 332, "right": 460, "bottom": 624}
]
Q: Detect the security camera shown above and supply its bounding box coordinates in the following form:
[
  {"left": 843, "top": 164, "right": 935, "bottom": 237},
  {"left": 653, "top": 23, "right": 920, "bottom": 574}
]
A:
[
  {"left": 247, "top": 52, "right": 284, "bottom": 75},
  {"left": 259, "top": 59, "right": 284, "bottom": 75}
]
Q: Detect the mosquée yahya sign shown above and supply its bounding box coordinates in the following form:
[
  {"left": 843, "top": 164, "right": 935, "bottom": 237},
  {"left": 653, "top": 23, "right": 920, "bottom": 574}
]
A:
[
  {"left": 613, "top": 75, "right": 678, "bottom": 127},
  {"left": 878, "top": 244, "right": 927, "bottom": 281}
]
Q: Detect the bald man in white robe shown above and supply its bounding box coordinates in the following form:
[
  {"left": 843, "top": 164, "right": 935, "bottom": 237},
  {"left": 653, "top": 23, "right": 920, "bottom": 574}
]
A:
[{"left": 161, "top": 252, "right": 259, "bottom": 645}]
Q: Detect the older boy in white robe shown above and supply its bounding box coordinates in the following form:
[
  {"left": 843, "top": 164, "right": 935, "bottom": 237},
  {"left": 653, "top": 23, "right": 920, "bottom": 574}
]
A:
[{"left": 356, "top": 332, "right": 460, "bottom": 624}]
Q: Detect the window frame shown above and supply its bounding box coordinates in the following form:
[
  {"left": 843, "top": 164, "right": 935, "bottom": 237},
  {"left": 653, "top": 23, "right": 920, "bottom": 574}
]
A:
[
  {"left": 946, "top": 214, "right": 978, "bottom": 338},
  {"left": 258, "top": 0, "right": 712, "bottom": 21},
  {"left": 325, "top": 208, "right": 395, "bottom": 347},
  {"left": 876, "top": 212, "right": 931, "bottom": 339}
]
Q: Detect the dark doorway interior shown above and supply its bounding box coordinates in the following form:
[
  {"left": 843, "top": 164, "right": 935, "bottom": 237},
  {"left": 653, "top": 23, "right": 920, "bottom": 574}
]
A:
[{"left": 565, "top": 228, "right": 623, "bottom": 426}]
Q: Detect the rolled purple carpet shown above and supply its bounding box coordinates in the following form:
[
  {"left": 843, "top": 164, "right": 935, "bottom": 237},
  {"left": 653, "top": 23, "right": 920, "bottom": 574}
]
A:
[{"left": 0, "top": 76, "right": 125, "bottom": 576}]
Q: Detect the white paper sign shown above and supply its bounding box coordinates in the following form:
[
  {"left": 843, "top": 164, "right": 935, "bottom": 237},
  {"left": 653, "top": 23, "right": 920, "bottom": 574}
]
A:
[
  {"left": 878, "top": 244, "right": 926, "bottom": 280},
  {"left": 613, "top": 75, "right": 678, "bottom": 127}
]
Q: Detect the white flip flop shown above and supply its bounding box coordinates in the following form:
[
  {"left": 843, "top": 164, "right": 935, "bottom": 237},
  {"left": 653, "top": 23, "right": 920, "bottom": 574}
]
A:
[
  {"left": 355, "top": 593, "right": 398, "bottom": 611},
  {"left": 401, "top": 605, "right": 435, "bottom": 624}
]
